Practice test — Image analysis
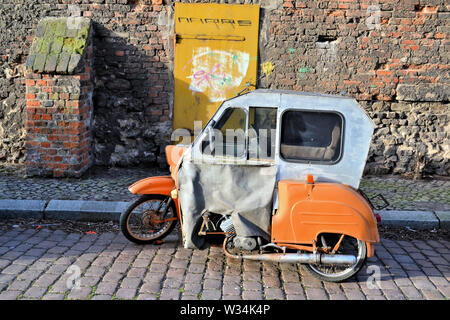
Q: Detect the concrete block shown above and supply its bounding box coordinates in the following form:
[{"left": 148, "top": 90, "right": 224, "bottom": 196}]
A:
[{"left": 0, "top": 199, "right": 47, "bottom": 219}]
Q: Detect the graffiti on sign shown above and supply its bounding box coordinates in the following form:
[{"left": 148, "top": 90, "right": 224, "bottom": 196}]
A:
[{"left": 184, "top": 48, "right": 250, "bottom": 102}]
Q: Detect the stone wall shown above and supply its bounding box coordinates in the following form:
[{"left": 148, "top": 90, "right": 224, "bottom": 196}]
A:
[{"left": 0, "top": 0, "right": 448, "bottom": 176}]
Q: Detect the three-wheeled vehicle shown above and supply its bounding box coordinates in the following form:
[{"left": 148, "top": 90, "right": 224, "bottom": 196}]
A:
[{"left": 120, "top": 89, "right": 387, "bottom": 282}]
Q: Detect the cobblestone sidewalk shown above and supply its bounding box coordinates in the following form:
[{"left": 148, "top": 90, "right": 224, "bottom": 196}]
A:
[
  {"left": 0, "top": 227, "right": 448, "bottom": 300},
  {"left": 0, "top": 165, "right": 449, "bottom": 211}
]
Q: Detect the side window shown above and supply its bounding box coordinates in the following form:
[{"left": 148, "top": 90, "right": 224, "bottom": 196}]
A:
[
  {"left": 248, "top": 107, "right": 277, "bottom": 159},
  {"left": 202, "top": 107, "right": 247, "bottom": 158},
  {"left": 280, "top": 110, "right": 343, "bottom": 163}
]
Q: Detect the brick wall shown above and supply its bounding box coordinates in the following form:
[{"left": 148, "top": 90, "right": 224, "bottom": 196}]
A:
[
  {"left": 0, "top": 0, "right": 448, "bottom": 176},
  {"left": 257, "top": 0, "right": 449, "bottom": 175},
  {"left": 25, "top": 71, "right": 94, "bottom": 177}
]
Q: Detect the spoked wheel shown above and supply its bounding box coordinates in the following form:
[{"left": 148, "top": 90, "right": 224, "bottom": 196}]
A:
[
  {"left": 120, "top": 194, "right": 178, "bottom": 245},
  {"left": 302, "top": 233, "right": 367, "bottom": 282}
]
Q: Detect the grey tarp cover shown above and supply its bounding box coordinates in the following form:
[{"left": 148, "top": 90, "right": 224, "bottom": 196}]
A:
[{"left": 177, "top": 159, "right": 277, "bottom": 249}]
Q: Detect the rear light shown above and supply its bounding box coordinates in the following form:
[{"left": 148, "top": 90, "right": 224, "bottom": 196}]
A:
[{"left": 375, "top": 213, "right": 382, "bottom": 223}]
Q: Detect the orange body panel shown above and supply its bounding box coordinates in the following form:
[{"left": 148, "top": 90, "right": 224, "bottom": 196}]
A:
[
  {"left": 128, "top": 176, "right": 175, "bottom": 195},
  {"left": 272, "top": 180, "right": 379, "bottom": 255},
  {"left": 166, "top": 145, "right": 187, "bottom": 181}
]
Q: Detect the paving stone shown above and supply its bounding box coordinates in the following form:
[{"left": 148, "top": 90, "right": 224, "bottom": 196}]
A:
[
  {"left": 284, "top": 282, "right": 305, "bottom": 295},
  {"left": 262, "top": 275, "right": 281, "bottom": 288},
  {"left": 203, "top": 278, "right": 222, "bottom": 290},
  {"left": 1, "top": 264, "right": 27, "bottom": 275},
  {"left": 0, "top": 259, "right": 11, "bottom": 269},
  {"left": 95, "top": 282, "right": 118, "bottom": 295},
  {"left": 120, "top": 277, "right": 141, "bottom": 289},
  {"left": 143, "top": 272, "right": 165, "bottom": 283},
  {"left": 0, "top": 226, "right": 449, "bottom": 300},
  {"left": 365, "top": 295, "right": 386, "bottom": 300},
  {"left": 242, "top": 290, "right": 263, "bottom": 300},
  {"left": 85, "top": 266, "right": 107, "bottom": 277},
  {"left": 166, "top": 268, "right": 186, "bottom": 278},
  {"left": 79, "top": 276, "right": 101, "bottom": 287},
  {"left": 136, "top": 294, "right": 158, "bottom": 300},
  {"left": 223, "top": 294, "right": 242, "bottom": 300},
  {"left": 188, "top": 263, "right": 205, "bottom": 273},
  {"left": 139, "top": 281, "right": 161, "bottom": 294},
  {"left": 23, "top": 286, "right": 48, "bottom": 299},
  {"left": 200, "top": 289, "right": 221, "bottom": 300},
  {"left": 114, "top": 288, "right": 136, "bottom": 300},
  {"left": 183, "top": 282, "right": 202, "bottom": 295},
  {"left": 91, "top": 294, "right": 113, "bottom": 300},
  {"left": 159, "top": 288, "right": 180, "bottom": 300},
  {"left": 399, "top": 286, "right": 424, "bottom": 299},
  {"left": 343, "top": 288, "right": 366, "bottom": 300},
  {"left": 222, "top": 283, "right": 241, "bottom": 296},
  {"left": 286, "top": 293, "right": 306, "bottom": 300},
  {"left": 436, "top": 285, "right": 450, "bottom": 298},
  {"left": 67, "top": 287, "right": 92, "bottom": 300},
  {"left": 305, "top": 287, "right": 327, "bottom": 300},
  {"left": 42, "top": 293, "right": 66, "bottom": 300},
  {"left": 420, "top": 289, "right": 445, "bottom": 300},
  {"left": 8, "top": 280, "right": 32, "bottom": 291},
  {"left": 243, "top": 281, "right": 262, "bottom": 292},
  {"left": 163, "top": 278, "right": 183, "bottom": 289},
  {"left": 180, "top": 294, "right": 199, "bottom": 300},
  {"left": 0, "top": 290, "right": 22, "bottom": 300},
  {"left": 242, "top": 271, "right": 261, "bottom": 282},
  {"left": 33, "top": 273, "right": 59, "bottom": 288},
  {"left": 132, "top": 258, "right": 151, "bottom": 268}
]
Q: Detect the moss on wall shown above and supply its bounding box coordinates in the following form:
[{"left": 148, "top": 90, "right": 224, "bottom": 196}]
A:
[{"left": 26, "top": 17, "right": 91, "bottom": 74}]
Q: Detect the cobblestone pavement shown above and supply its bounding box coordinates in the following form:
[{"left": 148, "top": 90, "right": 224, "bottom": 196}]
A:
[
  {"left": 0, "top": 164, "right": 449, "bottom": 211},
  {"left": 0, "top": 227, "right": 448, "bottom": 300}
]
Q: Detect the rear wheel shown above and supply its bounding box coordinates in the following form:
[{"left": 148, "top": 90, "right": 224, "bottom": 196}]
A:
[
  {"left": 120, "top": 194, "right": 178, "bottom": 245},
  {"left": 302, "top": 234, "right": 367, "bottom": 282}
]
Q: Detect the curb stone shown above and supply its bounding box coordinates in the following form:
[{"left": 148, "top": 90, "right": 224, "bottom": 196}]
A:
[
  {"left": 375, "top": 210, "right": 439, "bottom": 230},
  {"left": 0, "top": 199, "right": 448, "bottom": 230},
  {"left": 44, "top": 200, "right": 129, "bottom": 222},
  {"left": 0, "top": 199, "right": 48, "bottom": 219},
  {"left": 435, "top": 211, "right": 450, "bottom": 230}
]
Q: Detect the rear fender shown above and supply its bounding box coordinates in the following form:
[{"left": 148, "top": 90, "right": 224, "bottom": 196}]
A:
[
  {"left": 128, "top": 176, "right": 175, "bottom": 196},
  {"left": 272, "top": 180, "right": 380, "bottom": 257}
]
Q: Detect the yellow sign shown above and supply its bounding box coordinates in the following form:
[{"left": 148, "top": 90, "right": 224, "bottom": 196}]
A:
[{"left": 173, "top": 2, "right": 260, "bottom": 131}]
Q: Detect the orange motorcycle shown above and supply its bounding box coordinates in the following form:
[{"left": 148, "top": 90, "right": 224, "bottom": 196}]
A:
[{"left": 120, "top": 89, "right": 387, "bottom": 282}]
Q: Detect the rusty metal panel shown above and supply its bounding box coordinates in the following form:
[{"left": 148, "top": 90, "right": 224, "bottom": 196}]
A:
[{"left": 173, "top": 2, "right": 260, "bottom": 131}]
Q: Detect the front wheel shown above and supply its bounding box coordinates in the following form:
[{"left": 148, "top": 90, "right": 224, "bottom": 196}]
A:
[
  {"left": 302, "top": 234, "right": 367, "bottom": 282},
  {"left": 120, "top": 194, "right": 178, "bottom": 245}
]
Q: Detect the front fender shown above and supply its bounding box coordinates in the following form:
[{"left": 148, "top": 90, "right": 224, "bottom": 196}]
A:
[{"left": 128, "top": 176, "right": 175, "bottom": 195}]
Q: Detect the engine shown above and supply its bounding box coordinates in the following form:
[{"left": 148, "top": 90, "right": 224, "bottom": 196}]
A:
[{"left": 219, "top": 216, "right": 258, "bottom": 251}]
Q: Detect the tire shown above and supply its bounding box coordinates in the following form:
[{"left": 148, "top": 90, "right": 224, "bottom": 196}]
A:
[
  {"left": 120, "top": 194, "right": 178, "bottom": 245},
  {"left": 302, "top": 234, "right": 367, "bottom": 283}
]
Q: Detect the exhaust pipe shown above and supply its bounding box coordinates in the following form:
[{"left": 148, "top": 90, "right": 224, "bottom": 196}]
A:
[
  {"left": 223, "top": 239, "right": 356, "bottom": 265},
  {"left": 237, "top": 252, "right": 357, "bottom": 265}
]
